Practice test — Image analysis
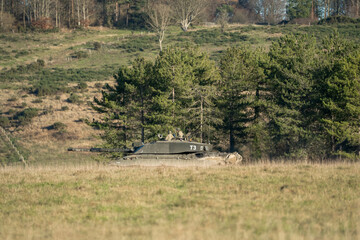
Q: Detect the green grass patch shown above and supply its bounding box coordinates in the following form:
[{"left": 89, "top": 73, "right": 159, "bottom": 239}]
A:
[{"left": 0, "top": 164, "right": 359, "bottom": 239}]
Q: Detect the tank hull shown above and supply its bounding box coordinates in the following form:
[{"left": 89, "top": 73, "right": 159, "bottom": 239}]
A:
[
  {"left": 113, "top": 157, "right": 224, "bottom": 167},
  {"left": 133, "top": 141, "right": 212, "bottom": 154},
  {"left": 69, "top": 140, "right": 243, "bottom": 166}
]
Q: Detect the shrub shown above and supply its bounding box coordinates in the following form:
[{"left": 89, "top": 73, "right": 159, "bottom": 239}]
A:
[
  {"left": 51, "top": 122, "right": 67, "bottom": 131},
  {"left": 0, "top": 12, "right": 16, "bottom": 32},
  {"left": 61, "top": 106, "right": 69, "bottom": 111},
  {"left": 30, "top": 79, "right": 67, "bottom": 96},
  {"left": 31, "top": 17, "right": 54, "bottom": 30},
  {"left": 52, "top": 131, "right": 77, "bottom": 141},
  {"left": 72, "top": 51, "right": 89, "bottom": 59},
  {"left": 318, "top": 16, "right": 360, "bottom": 25},
  {"left": 94, "top": 42, "right": 101, "bottom": 50},
  {"left": 13, "top": 108, "right": 38, "bottom": 126},
  {"left": 77, "top": 82, "right": 88, "bottom": 91},
  {"left": 7, "top": 109, "right": 16, "bottom": 115},
  {"left": 94, "top": 83, "right": 103, "bottom": 89},
  {"left": 31, "top": 84, "right": 56, "bottom": 96},
  {"left": 114, "top": 36, "right": 156, "bottom": 52},
  {"left": 31, "top": 98, "right": 43, "bottom": 103},
  {"left": 7, "top": 96, "right": 17, "bottom": 102},
  {"left": 43, "top": 106, "right": 54, "bottom": 115},
  {"left": 67, "top": 93, "right": 81, "bottom": 103},
  {"left": 14, "top": 50, "right": 30, "bottom": 58},
  {"left": 36, "top": 59, "right": 45, "bottom": 67},
  {"left": 0, "top": 116, "right": 10, "bottom": 128}
]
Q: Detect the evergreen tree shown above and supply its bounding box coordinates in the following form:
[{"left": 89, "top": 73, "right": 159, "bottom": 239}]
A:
[
  {"left": 149, "top": 46, "right": 218, "bottom": 141},
  {"left": 93, "top": 47, "right": 218, "bottom": 147},
  {"left": 316, "top": 34, "right": 360, "bottom": 158},
  {"left": 287, "top": 0, "right": 313, "bottom": 20},
  {"left": 265, "top": 34, "right": 318, "bottom": 159},
  {"left": 217, "top": 47, "right": 266, "bottom": 154},
  {"left": 93, "top": 57, "right": 153, "bottom": 147}
]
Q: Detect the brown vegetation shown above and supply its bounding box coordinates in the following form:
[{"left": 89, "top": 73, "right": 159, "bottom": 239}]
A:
[{"left": 0, "top": 163, "right": 359, "bottom": 239}]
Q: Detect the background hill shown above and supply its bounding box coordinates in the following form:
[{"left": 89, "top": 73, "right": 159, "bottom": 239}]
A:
[{"left": 1, "top": 22, "right": 360, "bottom": 165}]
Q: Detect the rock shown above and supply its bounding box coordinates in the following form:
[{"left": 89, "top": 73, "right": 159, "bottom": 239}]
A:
[{"left": 224, "top": 152, "right": 243, "bottom": 165}]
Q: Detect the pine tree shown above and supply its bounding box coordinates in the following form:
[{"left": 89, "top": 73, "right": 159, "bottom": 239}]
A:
[
  {"left": 316, "top": 34, "right": 360, "bottom": 158},
  {"left": 217, "top": 47, "right": 266, "bottom": 154},
  {"left": 265, "top": 34, "right": 318, "bottom": 159},
  {"left": 149, "top": 46, "right": 219, "bottom": 142},
  {"left": 287, "top": 0, "right": 313, "bottom": 20},
  {"left": 93, "top": 57, "right": 153, "bottom": 147}
]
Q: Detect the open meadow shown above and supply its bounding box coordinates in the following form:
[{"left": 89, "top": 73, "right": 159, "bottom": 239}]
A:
[
  {"left": 1, "top": 23, "right": 360, "bottom": 239},
  {"left": 0, "top": 163, "right": 359, "bottom": 240}
]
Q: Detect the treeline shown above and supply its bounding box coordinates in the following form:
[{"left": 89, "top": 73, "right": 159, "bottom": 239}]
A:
[
  {"left": 0, "top": 0, "right": 359, "bottom": 31},
  {"left": 93, "top": 34, "right": 360, "bottom": 161}
]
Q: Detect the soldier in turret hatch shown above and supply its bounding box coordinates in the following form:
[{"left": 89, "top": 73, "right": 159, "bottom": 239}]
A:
[
  {"left": 185, "top": 132, "right": 192, "bottom": 141},
  {"left": 165, "top": 131, "right": 174, "bottom": 141},
  {"left": 176, "top": 128, "right": 184, "bottom": 140}
]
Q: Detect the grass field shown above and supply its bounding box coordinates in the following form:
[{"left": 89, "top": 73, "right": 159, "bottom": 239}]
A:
[
  {"left": 0, "top": 163, "right": 359, "bottom": 240},
  {"left": 1, "top": 23, "right": 360, "bottom": 240}
]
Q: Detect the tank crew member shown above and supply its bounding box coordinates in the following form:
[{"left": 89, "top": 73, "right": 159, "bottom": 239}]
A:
[
  {"left": 165, "top": 131, "right": 174, "bottom": 141},
  {"left": 185, "top": 132, "right": 192, "bottom": 141},
  {"left": 176, "top": 128, "right": 184, "bottom": 140}
]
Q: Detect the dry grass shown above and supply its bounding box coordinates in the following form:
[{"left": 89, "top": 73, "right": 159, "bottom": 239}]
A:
[
  {"left": 0, "top": 82, "right": 105, "bottom": 140},
  {"left": 0, "top": 163, "right": 359, "bottom": 240},
  {"left": 0, "top": 82, "right": 106, "bottom": 164}
]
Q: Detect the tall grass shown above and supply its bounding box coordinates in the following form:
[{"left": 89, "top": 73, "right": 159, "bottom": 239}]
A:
[{"left": 0, "top": 163, "right": 359, "bottom": 240}]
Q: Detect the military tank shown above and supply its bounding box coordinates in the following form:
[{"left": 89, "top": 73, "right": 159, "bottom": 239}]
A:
[{"left": 68, "top": 140, "right": 242, "bottom": 166}]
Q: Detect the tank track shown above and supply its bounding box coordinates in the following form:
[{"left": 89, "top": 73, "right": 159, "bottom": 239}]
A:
[
  {"left": 122, "top": 152, "right": 228, "bottom": 160},
  {"left": 112, "top": 152, "right": 241, "bottom": 167}
]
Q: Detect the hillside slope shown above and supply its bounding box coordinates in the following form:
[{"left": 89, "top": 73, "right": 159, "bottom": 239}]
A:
[{"left": 1, "top": 23, "right": 359, "bottom": 165}]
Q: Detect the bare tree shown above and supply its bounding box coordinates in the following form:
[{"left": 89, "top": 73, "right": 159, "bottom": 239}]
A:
[
  {"left": 216, "top": 8, "right": 229, "bottom": 32},
  {"left": 0, "top": 0, "right": 4, "bottom": 29},
  {"left": 171, "top": 0, "right": 208, "bottom": 32},
  {"left": 145, "top": 0, "right": 172, "bottom": 51},
  {"left": 348, "top": 0, "right": 359, "bottom": 17},
  {"left": 260, "top": 0, "right": 286, "bottom": 24}
]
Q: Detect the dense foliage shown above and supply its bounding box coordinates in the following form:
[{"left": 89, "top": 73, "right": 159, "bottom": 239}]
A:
[{"left": 94, "top": 34, "right": 360, "bottom": 161}]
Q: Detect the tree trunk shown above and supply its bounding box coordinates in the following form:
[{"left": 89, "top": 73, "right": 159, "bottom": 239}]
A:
[
  {"left": 159, "top": 38, "right": 163, "bottom": 51},
  {"left": 11, "top": 0, "right": 14, "bottom": 14},
  {"left": 83, "top": 0, "right": 86, "bottom": 24},
  {"left": 59, "top": 4, "right": 61, "bottom": 28},
  {"left": 229, "top": 127, "right": 235, "bottom": 152},
  {"left": 23, "top": 0, "right": 26, "bottom": 29},
  {"left": 102, "top": 0, "right": 106, "bottom": 26},
  {"left": 126, "top": 3, "right": 129, "bottom": 27},
  {"left": 72, "top": 0, "right": 74, "bottom": 26},
  {"left": 55, "top": 0, "right": 58, "bottom": 27},
  {"left": 311, "top": 0, "right": 314, "bottom": 20},
  {"left": 140, "top": 88, "right": 145, "bottom": 144},
  {"left": 115, "top": 2, "right": 119, "bottom": 22},
  {"left": 77, "top": 0, "right": 80, "bottom": 26},
  {"left": 1, "top": 0, "right": 3, "bottom": 29},
  {"left": 141, "top": 109, "right": 145, "bottom": 143},
  {"left": 255, "top": 88, "right": 260, "bottom": 120},
  {"left": 200, "top": 95, "right": 203, "bottom": 143}
]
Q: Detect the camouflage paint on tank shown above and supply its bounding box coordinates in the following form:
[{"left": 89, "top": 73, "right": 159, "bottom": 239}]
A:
[{"left": 133, "top": 141, "right": 212, "bottom": 155}]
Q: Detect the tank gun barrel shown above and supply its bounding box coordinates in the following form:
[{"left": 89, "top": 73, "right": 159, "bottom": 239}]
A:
[{"left": 68, "top": 147, "right": 132, "bottom": 153}]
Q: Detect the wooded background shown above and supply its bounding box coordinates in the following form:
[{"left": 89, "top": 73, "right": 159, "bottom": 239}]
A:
[
  {"left": 92, "top": 33, "right": 360, "bottom": 161},
  {"left": 0, "top": 0, "right": 359, "bottom": 31}
]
